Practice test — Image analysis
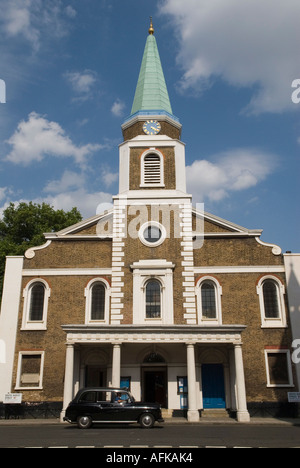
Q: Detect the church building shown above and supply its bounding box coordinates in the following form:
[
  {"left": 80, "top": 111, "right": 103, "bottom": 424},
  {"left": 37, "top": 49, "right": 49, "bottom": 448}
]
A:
[{"left": 0, "top": 21, "right": 298, "bottom": 422}]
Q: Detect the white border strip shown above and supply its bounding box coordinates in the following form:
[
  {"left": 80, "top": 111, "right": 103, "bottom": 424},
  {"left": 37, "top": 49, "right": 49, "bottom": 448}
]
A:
[
  {"left": 194, "top": 266, "right": 285, "bottom": 274},
  {"left": 23, "top": 268, "right": 112, "bottom": 277}
]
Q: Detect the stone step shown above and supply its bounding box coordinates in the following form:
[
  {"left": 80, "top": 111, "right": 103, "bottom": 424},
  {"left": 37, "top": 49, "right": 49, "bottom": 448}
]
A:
[
  {"left": 201, "top": 409, "right": 230, "bottom": 419},
  {"left": 161, "top": 409, "right": 173, "bottom": 418},
  {"left": 161, "top": 408, "right": 231, "bottom": 420}
]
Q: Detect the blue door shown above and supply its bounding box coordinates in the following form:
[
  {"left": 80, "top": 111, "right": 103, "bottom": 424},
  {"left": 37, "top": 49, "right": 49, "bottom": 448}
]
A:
[{"left": 202, "top": 364, "right": 226, "bottom": 409}]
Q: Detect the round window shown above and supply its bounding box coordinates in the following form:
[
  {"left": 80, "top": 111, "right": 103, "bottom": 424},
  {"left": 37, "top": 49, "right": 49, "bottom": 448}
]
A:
[
  {"left": 139, "top": 222, "right": 166, "bottom": 247},
  {"left": 143, "top": 225, "right": 162, "bottom": 243}
]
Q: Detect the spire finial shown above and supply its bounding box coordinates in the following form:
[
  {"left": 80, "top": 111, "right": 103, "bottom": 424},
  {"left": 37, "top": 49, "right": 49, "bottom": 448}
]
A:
[{"left": 149, "top": 17, "right": 154, "bottom": 35}]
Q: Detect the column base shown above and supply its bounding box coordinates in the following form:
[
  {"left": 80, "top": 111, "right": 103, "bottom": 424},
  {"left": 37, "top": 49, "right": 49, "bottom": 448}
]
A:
[
  {"left": 237, "top": 410, "right": 250, "bottom": 423},
  {"left": 187, "top": 410, "right": 200, "bottom": 422}
]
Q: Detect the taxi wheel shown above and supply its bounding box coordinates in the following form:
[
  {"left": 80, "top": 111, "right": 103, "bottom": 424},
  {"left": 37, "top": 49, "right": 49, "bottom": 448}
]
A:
[
  {"left": 139, "top": 413, "right": 155, "bottom": 429},
  {"left": 77, "top": 415, "right": 92, "bottom": 429}
]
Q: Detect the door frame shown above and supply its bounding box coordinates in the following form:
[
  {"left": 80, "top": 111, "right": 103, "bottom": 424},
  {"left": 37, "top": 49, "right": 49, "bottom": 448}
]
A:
[
  {"left": 201, "top": 363, "right": 226, "bottom": 409},
  {"left": 141, "top": 365, "right": 168, "bottom": 408},
  {"left": 85, "top": 365, "right": 107, "bottom": 387}
]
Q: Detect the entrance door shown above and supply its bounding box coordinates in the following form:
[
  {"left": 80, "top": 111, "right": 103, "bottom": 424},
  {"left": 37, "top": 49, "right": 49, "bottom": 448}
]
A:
[
  {"left": 143, "top": 369, "right": 167, "bottom": 408},
  {"left": 85, "top": 366, "right": 105, "bottom": 387},
  {"left": 202, "top": 364, "right": 226, "bottom": 409}
]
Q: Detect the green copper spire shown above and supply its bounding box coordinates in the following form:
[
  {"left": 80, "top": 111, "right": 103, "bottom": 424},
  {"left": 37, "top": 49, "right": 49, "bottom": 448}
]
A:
[{"left": 131, "top": 20, "right": 173, "bottom": 116}]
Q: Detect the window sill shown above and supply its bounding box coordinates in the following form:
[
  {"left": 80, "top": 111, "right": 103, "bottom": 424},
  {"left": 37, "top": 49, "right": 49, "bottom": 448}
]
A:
[
  {"left": 86, "top": 322, "right": 108, "bottom": 326},
  {"left": 140, "top": 184, "right": 165, "bottom": 188},
  {"left": 21, "top": 325, "right": 47, "bottom": 331},
  {"left": 266, "top": 384, "right": 294, "bottom": 388},
  {"left": 261, "top": 324, "right": 287, "bottom": 329},
  {"left": 15, "top": 386, "right": 43, "bottom": 391}
]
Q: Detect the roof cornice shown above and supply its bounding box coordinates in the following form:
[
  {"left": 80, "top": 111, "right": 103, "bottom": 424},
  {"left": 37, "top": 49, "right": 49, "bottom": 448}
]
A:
[{"left": 122, "top": 112, "right": 182, "bottom": 131}]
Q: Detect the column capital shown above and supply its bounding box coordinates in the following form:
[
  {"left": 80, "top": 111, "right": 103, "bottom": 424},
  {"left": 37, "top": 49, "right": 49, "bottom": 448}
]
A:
[
  {"left": 66, "top": 342, "right": 75, "bottom": 348},
  {"left": 186, "top": 341, "right": 196, "bottom": 348},
  {"left": 234, "top": 343, "right": 243, "bottom": 348}
]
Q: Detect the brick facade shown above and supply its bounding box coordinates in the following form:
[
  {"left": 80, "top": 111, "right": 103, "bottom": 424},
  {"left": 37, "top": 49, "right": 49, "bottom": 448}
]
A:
[
  {"left": 0, "top": 26, "right": 298, "bottom": 421},
  {"left": 5, "top": 209, "right": 295, "bottom": 412}
]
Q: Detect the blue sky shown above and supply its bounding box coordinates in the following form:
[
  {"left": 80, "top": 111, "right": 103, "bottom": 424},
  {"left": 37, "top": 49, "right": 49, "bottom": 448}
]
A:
[{"left": 0, "top": 0, "right": 299, "bottom": 253}]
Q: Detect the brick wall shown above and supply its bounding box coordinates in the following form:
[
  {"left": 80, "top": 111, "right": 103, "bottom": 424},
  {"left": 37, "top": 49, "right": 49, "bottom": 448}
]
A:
[
  {"left": 122, "top": 120, "right": 181, "bottom": 141},
  {"left": 23, "top": 239, "right": 112, "bottom": 269},
  {"left": 10, "top": 211, "right": 296, "bottom": 405},
  {"left": 129, "top": 147, "right": 176, "bottom": 191}
]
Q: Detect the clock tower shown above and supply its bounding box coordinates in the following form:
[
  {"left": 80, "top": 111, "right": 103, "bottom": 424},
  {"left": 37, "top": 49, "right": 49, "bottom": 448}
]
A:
[{"left": 110, "top": 19, "right": 197, "bottom": 327}]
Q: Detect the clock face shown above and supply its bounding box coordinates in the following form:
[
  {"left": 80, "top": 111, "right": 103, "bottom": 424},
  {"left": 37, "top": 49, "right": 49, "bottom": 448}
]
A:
[{"left": 143, "top": 120, "right": 161, "bottom": 135}]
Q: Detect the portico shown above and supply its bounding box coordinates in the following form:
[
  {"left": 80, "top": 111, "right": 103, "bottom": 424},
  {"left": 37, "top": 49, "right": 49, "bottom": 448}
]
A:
[{"left": 60, "top": 325, "right": 250, "bottom": 423}]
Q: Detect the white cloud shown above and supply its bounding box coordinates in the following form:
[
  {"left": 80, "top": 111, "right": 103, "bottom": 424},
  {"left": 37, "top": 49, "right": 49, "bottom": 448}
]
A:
[
  {"left": 0, "top": 187, "right": 9, "bottom": 203},
  {"left": 0, "top": 0, "right": 74, "bottom": 51},
  {"left": 64, "top": 70, "right": 98, "bottom": 102},
  {"left": 186, "top": 148, "right": 276, "bottom": 202},
  {"left": 65, "top": 5, "right": 77, "bottom": 19},
  {"left": 5, "top": 112, "right": 102, "bottom": 166},
  {"left": 0, "top": 190, "right": 113, "bottom": 220},
  {"left": 44, "top": 170, "right": 84, "bottom": 194},
  {"left": 1, "top": 0, "right": 38, "bottom": 48},
  {"left": 41, "top": 189, "right": 113, "bottom": 218},
  {"left": 160, "top": 0, "right": 300, "bottom": 113},
  {"left": 111, "top": 99, "right": 126, "bottom": 117},
  {"left": 101, "top": 168, "right": 119, "bottom": 188},
  {"left": 42, "top": 167, "right": 116, "bottom": 216}
]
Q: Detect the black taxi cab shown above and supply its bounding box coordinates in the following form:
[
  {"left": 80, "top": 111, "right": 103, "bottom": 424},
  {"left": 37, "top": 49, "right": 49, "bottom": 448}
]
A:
[{"left": 63, "top": 387, "right": 164, "bottom": 429}]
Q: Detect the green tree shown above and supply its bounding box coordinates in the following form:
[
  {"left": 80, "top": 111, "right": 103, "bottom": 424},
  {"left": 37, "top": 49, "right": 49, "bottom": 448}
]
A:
[{"left": 0, "top": 202, "right": 82, "bottom": 301}]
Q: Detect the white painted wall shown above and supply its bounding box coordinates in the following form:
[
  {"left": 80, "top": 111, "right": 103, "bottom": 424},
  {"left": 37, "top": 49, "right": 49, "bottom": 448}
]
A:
[
  {"left": 284, "top": 253, "right": 300, "bottom": 391},
  {"left": 0, "top": 257, "right": 24, "bottom": 401}
]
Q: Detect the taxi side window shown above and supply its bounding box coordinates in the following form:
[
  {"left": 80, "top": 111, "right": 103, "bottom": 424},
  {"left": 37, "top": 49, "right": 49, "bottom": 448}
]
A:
[
  {"left": 96, "top": 391, "right": 107, "bottom": 402},
  {"left": 79, "top": 391, "right": 96, "bottom": 403}
]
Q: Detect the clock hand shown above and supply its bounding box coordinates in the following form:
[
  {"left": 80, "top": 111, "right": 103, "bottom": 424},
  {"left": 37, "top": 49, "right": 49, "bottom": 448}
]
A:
[{"left": 151, "top": 126, "right": 157, "bottom": 131}]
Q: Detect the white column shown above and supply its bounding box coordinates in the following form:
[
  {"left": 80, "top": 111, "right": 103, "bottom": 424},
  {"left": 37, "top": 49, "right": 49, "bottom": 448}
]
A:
[
  {"left": 234, "top": 344, "right": 250, "bottom": 422},
  {"left": 61, "top": 343, "right": 75, "bottom": 422},
  {"left": 186, "top": 343, "right": 200, "bottom": 422},
  {"left": 229, "top": 348, "right": 237, "bottom": 411},
  {"left": 112, "top": 343, "right": 121, "bottom": 388}
]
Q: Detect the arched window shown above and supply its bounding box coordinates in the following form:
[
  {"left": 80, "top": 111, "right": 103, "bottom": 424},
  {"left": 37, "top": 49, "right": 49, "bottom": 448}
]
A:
[
  {"left": 91, "top": 282, "right": 105, "bottom": 321},
  {"left": 141, "top": 150, "right": 164, "bottom": 187},
  {"left": 131, "top": 259, "right": 174, "bottom": 325},
  {"left": 143, "top": 154, "right": 161, "bottom": 185},
  {"left": 201, "top": 281, "right": 217, "bottom": 320},
  {"left": 196, "top": 277, "right": 222, "bottom": 324},
  {"left": 257, "top": 276, "right": 286, "bottom": 328},
  {"left": 85, "top": 278, "right": 110, "bottom": 324},
  {"left": 146, "top": 280, "right": 161, "bottom": 319},
  {"left": 22, "top": 279, "right": 51, "bottom": 330},
  {"left": 29, "top": 282, "right": 45, "bottom": 321},
  {"left": 143, "top": 353, "right": 166, "bottom": 364},
  {"left": 263, "top": 280, "right": 280, "bottom": 319}
]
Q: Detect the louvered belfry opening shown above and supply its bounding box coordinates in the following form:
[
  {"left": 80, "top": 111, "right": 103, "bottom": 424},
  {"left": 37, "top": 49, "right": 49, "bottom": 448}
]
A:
[{"left": 144, "top": 153, "right": 161, "bottom": 185}]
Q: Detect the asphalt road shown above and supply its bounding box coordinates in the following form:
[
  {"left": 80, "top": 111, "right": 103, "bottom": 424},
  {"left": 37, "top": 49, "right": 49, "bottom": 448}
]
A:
[{"left": 0, "top": 422, "right": 299, "bottom": 448}]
